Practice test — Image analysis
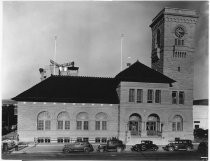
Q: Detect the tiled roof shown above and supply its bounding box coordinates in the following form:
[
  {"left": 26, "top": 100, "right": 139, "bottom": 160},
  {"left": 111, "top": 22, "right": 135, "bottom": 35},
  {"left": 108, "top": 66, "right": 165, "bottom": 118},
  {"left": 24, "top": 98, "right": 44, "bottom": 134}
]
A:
[
  {"left": 12, "top": 76, "right": 119, "bottom": 104},
  {"left": 115, "top": 60, "right": 176, "bottom": 83}
]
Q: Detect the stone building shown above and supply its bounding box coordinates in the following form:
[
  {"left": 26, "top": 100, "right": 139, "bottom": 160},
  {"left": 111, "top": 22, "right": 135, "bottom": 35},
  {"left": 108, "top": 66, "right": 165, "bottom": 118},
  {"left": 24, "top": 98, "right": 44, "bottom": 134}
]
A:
[
  {"left": 12, "top": 7, "right": 198, "bottom": 145},
  {"left": 193, "top": 99, "right": 208, "bottom": 130}
]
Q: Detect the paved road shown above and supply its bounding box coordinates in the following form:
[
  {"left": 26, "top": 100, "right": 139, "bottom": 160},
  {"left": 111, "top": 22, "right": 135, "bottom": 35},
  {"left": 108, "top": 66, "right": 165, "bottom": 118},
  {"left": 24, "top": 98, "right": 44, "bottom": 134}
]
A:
[{"left": 2, "top": 151, "right": 206, "bottom": 160}]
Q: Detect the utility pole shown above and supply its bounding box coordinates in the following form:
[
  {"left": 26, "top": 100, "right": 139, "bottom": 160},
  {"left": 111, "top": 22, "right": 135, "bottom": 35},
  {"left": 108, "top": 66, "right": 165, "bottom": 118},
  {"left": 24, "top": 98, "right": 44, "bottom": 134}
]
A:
[
  {"left": 120, "top": 34, "right": 124, "bottom": 71},
  {"left": 54, "top": 36, "right": 57, "bottom": 75}
]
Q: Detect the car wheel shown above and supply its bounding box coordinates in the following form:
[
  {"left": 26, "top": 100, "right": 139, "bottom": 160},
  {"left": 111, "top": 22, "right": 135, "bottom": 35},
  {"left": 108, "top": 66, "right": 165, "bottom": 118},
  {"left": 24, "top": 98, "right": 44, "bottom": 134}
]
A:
[
  {"left": 186, "top": 146, "right": 191, "bottom": 151},
  {"left": 152, "top": 147, "right": 158, "bottom": 151},
  {"left": 141, "top": 146, "right": 146, "bottom": 151},
  {"left": 84, "top": 147, "right": 90, "bottom": 153},
  {"left": 99, "top": 148, "right": 104, "bottom": 152},
  {"left": 116, "top": 147, "right": 123, "bottom": 153},
  {"left": 168, "top": 147, "right": 174, "bottom": 152}
]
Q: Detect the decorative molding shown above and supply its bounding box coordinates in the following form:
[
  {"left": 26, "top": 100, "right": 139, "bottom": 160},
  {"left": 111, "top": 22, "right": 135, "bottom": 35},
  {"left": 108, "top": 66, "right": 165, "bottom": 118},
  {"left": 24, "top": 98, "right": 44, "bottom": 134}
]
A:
[{"left": 165, "top": 16, "right": 197, "bottom": 24}]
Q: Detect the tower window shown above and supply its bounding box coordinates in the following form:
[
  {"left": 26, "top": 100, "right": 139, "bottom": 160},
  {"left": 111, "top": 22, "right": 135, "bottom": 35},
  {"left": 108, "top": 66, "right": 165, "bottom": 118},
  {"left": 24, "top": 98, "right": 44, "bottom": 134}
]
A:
[
  {"left": 156, "top": 29, "right": 161, "bottom": 48},
  {"left": 175, "top": 39, "right": 184, "bottom": 46},
  {"left": 178, "top": 67, "right": 181, "bottom": 72},
  {"left": 147, "top": 89, "right": 154, "bottom": 103},
  {"left": 179, "top": 91, "right": 185, "bottom": 104},
  {"left": 172, "top": 91, "right": 178, "bottom": 104},
  {"left": 129, "top": 89, "right": 135, "bottom": 102},
  {"left": 137, "top": 89, "right": 143, "bottom": 103}
]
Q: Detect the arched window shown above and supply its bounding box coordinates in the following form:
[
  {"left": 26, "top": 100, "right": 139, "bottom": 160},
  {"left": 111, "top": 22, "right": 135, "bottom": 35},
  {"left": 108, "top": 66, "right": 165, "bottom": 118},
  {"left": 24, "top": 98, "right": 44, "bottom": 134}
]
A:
[
  {"left": 172, "top": 115, "right": 183, "bottom": 131},
  {"left": 95, "top": 112, "right": 108, "bottom": 131},
  {"left": 128, "top": 113, "right": 142, "bottom": 136},
  {"left": 37, "top": 111, "right": 51, "bottom": 130},
  {"left": 146, "top": 114, "right": 161, "bottom": 136},
  {"left": 76, "top": 112, "right": 89, "bottom": 130},
  {"left": 57, "top": 111, "right": 70, "bottom": 130}
]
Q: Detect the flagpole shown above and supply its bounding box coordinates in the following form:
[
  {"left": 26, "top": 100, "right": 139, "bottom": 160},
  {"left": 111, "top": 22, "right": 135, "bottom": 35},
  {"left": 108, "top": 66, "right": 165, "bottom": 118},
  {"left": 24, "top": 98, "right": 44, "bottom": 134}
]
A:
[
  {"left": 120, "top": 34, "right": 124, "bottom": 71},
  {"left": 54, "top": 36, "right": 57, "bottom": 75}
]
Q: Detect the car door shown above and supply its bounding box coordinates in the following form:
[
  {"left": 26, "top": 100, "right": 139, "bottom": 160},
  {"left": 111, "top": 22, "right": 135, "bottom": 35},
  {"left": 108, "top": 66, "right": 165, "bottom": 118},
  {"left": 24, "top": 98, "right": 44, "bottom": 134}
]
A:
[{"left": 74, "top": 142, "right": 81, "bottom": 151}]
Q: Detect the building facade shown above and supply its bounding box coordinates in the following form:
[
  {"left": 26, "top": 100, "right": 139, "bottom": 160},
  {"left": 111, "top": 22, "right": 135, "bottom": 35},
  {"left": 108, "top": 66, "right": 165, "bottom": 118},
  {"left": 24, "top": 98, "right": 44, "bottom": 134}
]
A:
[
  {"left": 13, "top": 8, "right": 198, "bottom": 145},
  {"left": 193, "top": 99, "right": 208, "bottom": 130}
]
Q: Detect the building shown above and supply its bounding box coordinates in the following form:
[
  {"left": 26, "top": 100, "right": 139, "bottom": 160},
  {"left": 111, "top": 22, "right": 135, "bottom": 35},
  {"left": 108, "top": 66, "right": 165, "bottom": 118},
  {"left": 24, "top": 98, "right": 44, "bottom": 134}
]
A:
[
  {"left": 193, "top": 99, "right": 208, "bottom": 130},
  {"left": 12, "top": 7, "right": 198, "bottom": 145},
  {"left": 2, "top": 99, "right": 17, "bottom": 135}
]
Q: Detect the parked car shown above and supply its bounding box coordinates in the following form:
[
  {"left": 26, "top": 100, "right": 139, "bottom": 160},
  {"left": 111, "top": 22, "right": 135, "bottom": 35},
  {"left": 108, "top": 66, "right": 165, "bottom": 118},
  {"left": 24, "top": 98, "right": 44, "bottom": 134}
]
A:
[
  {"left": 197, "top": 142, "right": 208, "bottom": 157},
  {"left": 162, "top": 139, "right": 193, "bottom": 151},
  {"left": 131, "top": 140, "right": 158, "bottom": 151},
  {"left": 63, "top": 141, "right": 94, "bottom": 153},
  {"left": 97, "top": 138, "right": 126, "bottom": 152}
]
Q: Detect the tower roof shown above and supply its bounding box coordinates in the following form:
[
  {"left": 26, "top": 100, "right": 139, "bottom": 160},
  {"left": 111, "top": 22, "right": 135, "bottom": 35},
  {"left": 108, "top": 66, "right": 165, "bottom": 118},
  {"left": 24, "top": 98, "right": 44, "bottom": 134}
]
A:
[{"left": 115, "top": 60, "right": 176, "bottom": 83}]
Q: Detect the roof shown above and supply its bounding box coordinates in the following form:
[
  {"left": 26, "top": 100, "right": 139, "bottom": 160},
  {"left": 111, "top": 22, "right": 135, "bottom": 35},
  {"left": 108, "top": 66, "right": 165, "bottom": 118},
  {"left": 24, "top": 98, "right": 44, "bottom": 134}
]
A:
[
  {"left": 193, "top": 99, "right": 208, "bottom": 105},
  {"left": 12, "top": 76, "right": 119, "bottom": 104},
  {"left": 115, "top": 61, "right": 176, "bottom": 83}
]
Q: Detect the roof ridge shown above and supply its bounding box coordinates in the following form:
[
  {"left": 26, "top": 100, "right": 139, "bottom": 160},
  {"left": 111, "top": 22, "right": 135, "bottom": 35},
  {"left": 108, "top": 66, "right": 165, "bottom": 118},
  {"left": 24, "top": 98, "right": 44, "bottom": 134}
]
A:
[{"left": 51, "top": 75, "right": 114, "bottom": 79}]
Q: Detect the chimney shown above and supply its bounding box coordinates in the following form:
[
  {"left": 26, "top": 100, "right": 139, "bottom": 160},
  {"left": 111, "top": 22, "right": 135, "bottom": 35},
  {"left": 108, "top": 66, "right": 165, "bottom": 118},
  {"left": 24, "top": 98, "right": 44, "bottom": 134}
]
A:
[{"left": 39, "top": 68, "right": 47, "bottom": 81}]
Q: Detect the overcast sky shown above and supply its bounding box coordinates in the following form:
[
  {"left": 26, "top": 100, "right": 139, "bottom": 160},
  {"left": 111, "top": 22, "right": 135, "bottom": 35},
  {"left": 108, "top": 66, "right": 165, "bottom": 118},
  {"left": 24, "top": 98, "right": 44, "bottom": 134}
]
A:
[{"left": 2, "top": 1, "right": 209, "bottom": 100}]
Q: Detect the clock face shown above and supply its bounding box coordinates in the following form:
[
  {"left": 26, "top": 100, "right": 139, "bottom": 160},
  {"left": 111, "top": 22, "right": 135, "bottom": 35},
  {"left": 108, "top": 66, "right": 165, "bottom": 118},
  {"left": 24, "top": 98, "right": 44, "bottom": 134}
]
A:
[{"left": 175, "top": 26, "right": 185, "bottom": 38}]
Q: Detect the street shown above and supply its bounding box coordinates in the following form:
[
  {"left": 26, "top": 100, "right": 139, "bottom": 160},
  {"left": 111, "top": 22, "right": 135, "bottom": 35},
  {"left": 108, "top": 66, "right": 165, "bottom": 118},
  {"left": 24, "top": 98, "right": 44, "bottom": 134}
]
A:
[{"left": 2, "top": 151, "right": 205, "bottom": 160}]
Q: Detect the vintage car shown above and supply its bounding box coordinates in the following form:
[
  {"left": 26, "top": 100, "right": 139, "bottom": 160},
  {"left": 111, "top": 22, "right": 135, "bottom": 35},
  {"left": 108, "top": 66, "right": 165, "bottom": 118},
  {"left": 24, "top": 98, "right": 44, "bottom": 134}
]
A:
[
  {"left": 197, "top": 141, "right": 208, "bottom": 157},
  {"left": 63, "top": 141, "right": 94, "bottom": 153},
  {"left": 97, "top": 138, "right": 126, "bottom": 152},
  {"left": 162, "top": 139, "right": 193, "bottom": 151},
  {"left": 131, "top": 140, "right": 158, "bottom": 151}
]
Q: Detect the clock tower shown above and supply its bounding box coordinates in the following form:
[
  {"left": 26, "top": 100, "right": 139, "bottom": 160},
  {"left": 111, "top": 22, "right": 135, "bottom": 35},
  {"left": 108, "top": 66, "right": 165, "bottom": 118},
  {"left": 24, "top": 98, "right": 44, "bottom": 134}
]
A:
[{"left": 150, "top": 8, "right": 198, "bottom": 90}]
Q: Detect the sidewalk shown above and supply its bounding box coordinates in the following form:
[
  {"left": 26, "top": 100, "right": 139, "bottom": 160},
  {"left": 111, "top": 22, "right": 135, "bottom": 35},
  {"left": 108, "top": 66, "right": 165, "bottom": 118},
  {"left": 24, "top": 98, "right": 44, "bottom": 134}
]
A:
[{"left": 13, "top": 143, "right": 64, "bottom": 154}]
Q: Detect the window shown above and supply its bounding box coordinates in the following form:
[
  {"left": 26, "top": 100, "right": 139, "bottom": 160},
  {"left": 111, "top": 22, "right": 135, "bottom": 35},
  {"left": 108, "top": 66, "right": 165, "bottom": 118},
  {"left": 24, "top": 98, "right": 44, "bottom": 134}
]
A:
[
  {"left": 76, "top": 112, "right": 89, "bottom": 130},
  {"left": 77, "top": 137, "right": 82, "bottom": 142},
  {"left": 195, "top": 125, "right": 199, "bottom": 129},
  {"left": 95, "top": 121, "right": 100, "bottom": 130},
  {"left": 64, "top": 138, "right": 70, "bottom": 143},
  {"left": 37, "top": 120, "right": 44, "bottom": 130},
  {"left": 57, "top": 137, "right": 64, "bottom": 143},
  {"left": 102, "top": 138, "right": 107, "bottom": 143},
  {"left": 84, "top": 121, "right": 89, "bottom": 130},
  {"left": 45, "top": 120, "right": 51, "bottom": 130},
  {"left": 65, "top": 121, "right": 70, "bottom": 130},
  {"left": 172, "top": 122, "right": 176, "bottom": 131},
  {"left": 178, "top": 67, "right": 180, "bottom": 72},
  {"left": 95, "top": 138, "right": 100, "bottom": 143},
  {"left": 38, "top": 137, "right": 50, "bottom": 143},
  {"left": 57, "top": 111, "right": 70, "bottom": 130},
  {"left": 83, "top": 138, "right": 89, "bottom": 142},
  {"left": 179, "top": 91, "right": 185, "bottom": 104},
  {"left": 156, "top": 29, "right": 161, "bottom": 47},
  {"left": 137, "top": 89, "right": 143, "bottom": 103},
  {"left": 77, "top": 121, "right": 82, "bottom": 130},
  {"left": 95, "top": 112, "right": 108, "bottom": 131},
  {"left": 129, "top": 89, "right": 135, "bottom": 102},
  {"left": 175, "top": 39, "right": 184, "bottom": 46},
  {"left": 58, "top": 121, "right": 63, "bottom": 130},
  {"left": 147, "top": 89, "right": 153, "bottom": 103},
  {"left": 172, "top": 115, "right": 183, "bottom": 131},
  {"left": 37, "top": 111, "right": 51, "bottom": 130},
  {"left": 102, "top": 121, "right": 107, "bottom": 130},
  {"left": 172, "top": 91, "right": 178, "bottom": 104},
  {"left": 155, "top": 90, "right": 161, "bottom": 103},
  {"left": 14, "top": 106, "right": 17, "bottom": 115}
]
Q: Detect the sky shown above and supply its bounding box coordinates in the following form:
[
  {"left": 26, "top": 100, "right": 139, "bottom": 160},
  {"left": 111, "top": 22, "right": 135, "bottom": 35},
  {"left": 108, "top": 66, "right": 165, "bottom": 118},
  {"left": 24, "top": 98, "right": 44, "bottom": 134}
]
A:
[{"left": 2, "top": 1, "right": 209, "bottom": 100}]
